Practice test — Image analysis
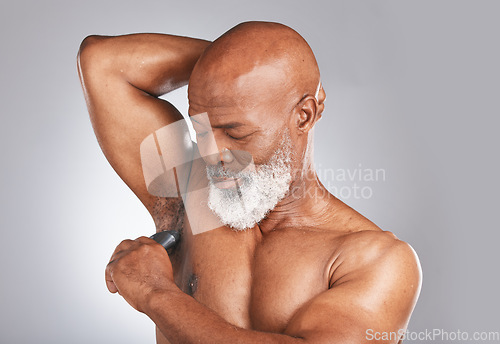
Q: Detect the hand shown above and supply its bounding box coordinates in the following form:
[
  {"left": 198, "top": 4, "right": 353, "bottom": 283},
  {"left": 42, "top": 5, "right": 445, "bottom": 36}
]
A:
[{"left": 105, "top": 236, "right": 176, "bottom": 312}]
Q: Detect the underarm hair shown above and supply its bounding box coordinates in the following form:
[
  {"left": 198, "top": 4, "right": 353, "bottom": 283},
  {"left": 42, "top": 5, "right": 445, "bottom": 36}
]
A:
[{"left": 152, "top": 196, "right": 185, "bottom": 234}]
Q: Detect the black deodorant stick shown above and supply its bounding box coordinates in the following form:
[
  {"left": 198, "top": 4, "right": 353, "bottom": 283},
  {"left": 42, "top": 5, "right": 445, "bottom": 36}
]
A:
[{"left": 150, "top": 230, "right": 180, "bottom": 250}]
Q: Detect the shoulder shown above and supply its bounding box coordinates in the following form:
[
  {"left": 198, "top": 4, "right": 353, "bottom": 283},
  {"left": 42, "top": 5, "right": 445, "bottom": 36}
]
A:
[
  {"left": 324, "top": 200, "right": 420, "bottom": 276},
  {"left": 285, "top": 228, "right": 422, "bottom": 341},
  {"left": 339, "top": 229, "right": 403, "bottom": 258},
  {"left": 330, "top": 229, "right": 422, "bottom": 291}
]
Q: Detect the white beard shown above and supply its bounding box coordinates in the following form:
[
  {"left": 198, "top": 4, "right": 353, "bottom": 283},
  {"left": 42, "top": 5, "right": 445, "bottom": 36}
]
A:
[{"left": 206, "top": 132, "right": 292, "bottom": 230}]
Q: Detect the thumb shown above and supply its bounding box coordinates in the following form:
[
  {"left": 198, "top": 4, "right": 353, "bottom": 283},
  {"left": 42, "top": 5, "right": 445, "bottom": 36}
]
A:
[
  {"left": 106, "top": 278, "right": 119, "bottom": 294},
  {"left": 105, "top": 262, "right": 119, "bottom": 293}
]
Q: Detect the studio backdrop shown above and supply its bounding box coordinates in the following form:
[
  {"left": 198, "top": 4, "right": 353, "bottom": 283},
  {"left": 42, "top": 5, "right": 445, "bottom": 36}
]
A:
[{"left": 1, "top": 1, "right": 499, "bottom": 343}]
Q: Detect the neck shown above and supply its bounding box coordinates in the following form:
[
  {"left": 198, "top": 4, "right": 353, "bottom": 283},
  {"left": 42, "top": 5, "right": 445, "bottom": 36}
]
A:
[{"left": 258, "top": 150, "right": 337, "bottom": 234}]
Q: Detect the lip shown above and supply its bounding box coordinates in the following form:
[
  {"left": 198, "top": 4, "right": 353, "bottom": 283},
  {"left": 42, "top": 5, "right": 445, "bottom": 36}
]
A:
[{"left": 212, "top": 176, "right": 242, "bottom": 189}]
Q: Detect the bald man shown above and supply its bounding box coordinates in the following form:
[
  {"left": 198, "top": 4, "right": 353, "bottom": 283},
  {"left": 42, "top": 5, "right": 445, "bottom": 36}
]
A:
[{"left": 77, "top": 22, "right": 421, "bottom": 344}]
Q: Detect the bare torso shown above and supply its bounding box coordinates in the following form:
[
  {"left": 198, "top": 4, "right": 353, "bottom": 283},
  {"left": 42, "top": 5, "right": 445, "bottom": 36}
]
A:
[
  {"left": 157, "top": 201, "right": 390, "bottom": 343},
  {"left": 148, "top": 140, "right": 396, "bottom": 343}
]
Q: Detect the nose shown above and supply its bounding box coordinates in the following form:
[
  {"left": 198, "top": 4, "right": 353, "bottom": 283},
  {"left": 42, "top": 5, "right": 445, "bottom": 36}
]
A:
[
  {"left": 220, "top": 148, "right": 234, "bottom": 163},
  {"left": 204, "top": 147, "right": 234, "bottom": 166}
]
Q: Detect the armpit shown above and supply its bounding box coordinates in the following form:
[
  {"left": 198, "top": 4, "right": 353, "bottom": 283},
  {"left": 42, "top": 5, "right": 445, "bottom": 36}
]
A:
[{"left": 152, "top": 196, "right": 186, "bottom": 234}]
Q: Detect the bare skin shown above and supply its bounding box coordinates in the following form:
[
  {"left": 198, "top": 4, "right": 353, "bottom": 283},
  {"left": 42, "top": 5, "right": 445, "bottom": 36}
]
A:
[{"left": 78, "top": 22, "right": 421, "bottom": 344}]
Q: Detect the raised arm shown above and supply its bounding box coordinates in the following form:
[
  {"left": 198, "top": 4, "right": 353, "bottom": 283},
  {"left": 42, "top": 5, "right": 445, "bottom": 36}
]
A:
[{"left": 77, "top": 33, "right": 210, "bottom": 225}]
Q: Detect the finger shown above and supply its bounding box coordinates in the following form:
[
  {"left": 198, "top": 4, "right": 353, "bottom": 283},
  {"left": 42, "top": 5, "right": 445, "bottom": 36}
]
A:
[
  {"left": 105, "top": 261, "right": 119, "bottom": 293},
  {"left": 135, "top": 236, "right": 157, "bottom": 244},
  {"left": 135, "top": 236, "right": 170, "bottom": 255},
  {"left": 108, "top": 239, "right": 135, "bottom": 263}
]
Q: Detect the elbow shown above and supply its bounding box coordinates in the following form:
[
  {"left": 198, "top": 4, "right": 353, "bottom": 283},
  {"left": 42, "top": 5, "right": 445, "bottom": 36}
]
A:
[
  {"left": 79, "top": 35, "right": 103, "bottom": 54},
  {"left": 77, "top": 35, "right": 108, "bottom": 74}
]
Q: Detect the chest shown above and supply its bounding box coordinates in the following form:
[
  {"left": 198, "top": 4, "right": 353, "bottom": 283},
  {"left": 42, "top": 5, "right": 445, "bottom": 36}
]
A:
[{"left": 171, "top": 228, "right": 334, "bottom": 333}]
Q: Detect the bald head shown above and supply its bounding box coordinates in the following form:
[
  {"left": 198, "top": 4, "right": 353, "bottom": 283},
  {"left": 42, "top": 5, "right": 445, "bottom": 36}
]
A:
[
  {"left": 189, "top": 21, "right": 325, "bottom": 174},
  {"left": 189, "top": 21, "right": 322, "bottom": 109}
]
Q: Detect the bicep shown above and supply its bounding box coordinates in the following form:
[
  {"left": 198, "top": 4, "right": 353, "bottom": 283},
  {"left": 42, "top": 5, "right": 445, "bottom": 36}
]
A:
[{"left": 284, "top": 242, "right": 422, "bottom": 344}]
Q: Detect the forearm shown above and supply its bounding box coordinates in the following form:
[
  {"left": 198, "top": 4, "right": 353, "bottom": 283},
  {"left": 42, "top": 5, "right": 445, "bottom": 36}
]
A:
[
  {"left": 145, "top": 289, "right": 305, "bottom": 344},
  {"left": 78, "top": 33, "right": 210, "bottom": 96}
]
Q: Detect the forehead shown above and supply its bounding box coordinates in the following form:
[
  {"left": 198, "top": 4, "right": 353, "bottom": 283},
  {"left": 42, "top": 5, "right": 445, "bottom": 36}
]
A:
[{"left": 188, "top": 64, "right": 294, "bottom": 127}]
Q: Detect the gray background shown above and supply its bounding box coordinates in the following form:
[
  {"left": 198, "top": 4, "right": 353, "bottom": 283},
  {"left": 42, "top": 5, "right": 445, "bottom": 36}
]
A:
[{"left": 1, "top": 0, "right": 498, "bottom": 343}]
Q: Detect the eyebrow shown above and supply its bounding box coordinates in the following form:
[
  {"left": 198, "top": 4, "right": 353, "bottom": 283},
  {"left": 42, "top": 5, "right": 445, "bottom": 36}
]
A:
[
  {"left": 212, "top": 122, "right": 246, "bottom": 129},
  {"left": 190, "top": 116, "right": 246, "bottom": 129}
]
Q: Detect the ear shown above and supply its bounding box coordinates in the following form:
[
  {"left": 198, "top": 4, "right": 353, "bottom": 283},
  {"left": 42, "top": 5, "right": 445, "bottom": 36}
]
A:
[
  {"left": 317, "top": 84, "right": 326, "bottom": 118},
  {"left": 295, "top": 95, "right": 320, "bottom": 133}
]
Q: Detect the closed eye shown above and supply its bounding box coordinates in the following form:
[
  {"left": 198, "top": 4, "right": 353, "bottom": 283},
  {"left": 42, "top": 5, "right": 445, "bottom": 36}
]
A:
[
  {"left": 225, "top": 130, "right": 255, "bottom": 140},
  {"left": 225, "top": 131, "right": 239, "bottom": 140}
]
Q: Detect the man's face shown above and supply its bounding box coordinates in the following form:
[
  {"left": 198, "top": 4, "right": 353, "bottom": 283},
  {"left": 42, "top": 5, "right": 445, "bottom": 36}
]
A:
[
  {"left": 188, "top": 67, "right": 298, "bottom": 230},
  {"left": 205, "top": 128, "right": 293, "bottom": 230}
]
